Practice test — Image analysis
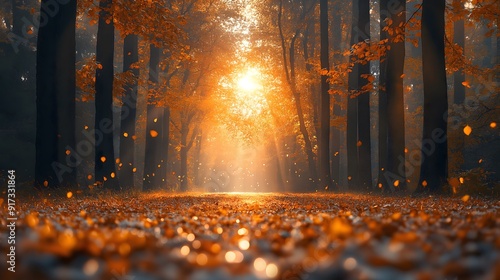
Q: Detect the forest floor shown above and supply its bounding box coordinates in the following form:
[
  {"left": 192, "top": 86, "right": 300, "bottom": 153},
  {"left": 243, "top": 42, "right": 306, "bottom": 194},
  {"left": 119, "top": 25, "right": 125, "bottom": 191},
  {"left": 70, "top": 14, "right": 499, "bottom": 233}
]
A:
[{"left": 1, "top": 191, "right": 499, "bottom": 280}]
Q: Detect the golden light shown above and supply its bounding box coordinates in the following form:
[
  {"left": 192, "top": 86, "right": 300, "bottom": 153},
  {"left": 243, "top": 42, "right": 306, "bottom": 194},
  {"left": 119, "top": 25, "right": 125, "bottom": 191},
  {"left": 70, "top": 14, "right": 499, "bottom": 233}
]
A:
[
  {"left": 237, "top": 72, "right": 259, "bottom": 92},
  {"left": 231, "top": 67, "right": 267, "bottom": 119}
]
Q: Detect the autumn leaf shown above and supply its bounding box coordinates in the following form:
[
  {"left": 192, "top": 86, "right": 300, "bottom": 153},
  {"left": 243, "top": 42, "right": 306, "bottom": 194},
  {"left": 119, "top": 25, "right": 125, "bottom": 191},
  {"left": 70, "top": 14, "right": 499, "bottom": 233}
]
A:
[{"left": 463, "top": 125, "right": 472, "bottom": 136}]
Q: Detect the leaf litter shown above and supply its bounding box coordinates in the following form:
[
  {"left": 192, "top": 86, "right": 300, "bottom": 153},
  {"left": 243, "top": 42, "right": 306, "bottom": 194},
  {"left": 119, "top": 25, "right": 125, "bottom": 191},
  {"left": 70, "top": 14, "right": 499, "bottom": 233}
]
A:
[{"left": 1, "top": 193, "right": 499, "bottom": 279}]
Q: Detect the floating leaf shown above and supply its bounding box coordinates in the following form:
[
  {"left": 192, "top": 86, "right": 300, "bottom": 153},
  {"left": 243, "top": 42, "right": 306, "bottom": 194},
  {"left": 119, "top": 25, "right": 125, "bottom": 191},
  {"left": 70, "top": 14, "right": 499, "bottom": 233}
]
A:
[{"left": 463, "top": 125, "right": 472, "bottom": 136}]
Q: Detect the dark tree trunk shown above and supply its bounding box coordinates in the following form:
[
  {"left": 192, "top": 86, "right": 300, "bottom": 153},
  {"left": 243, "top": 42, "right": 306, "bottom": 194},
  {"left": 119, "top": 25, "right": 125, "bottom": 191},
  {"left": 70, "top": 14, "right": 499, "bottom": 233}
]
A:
[
  {"left": 35, "top": 0, "right": 76, "bottom": 188},
  {"left": 95, "top": 0, "right": 119, "bottom": 189},
  {"left": 453, "top": 0, "right": 465, "bottom": 105},
  {"left": 347, "top": 0, "right": 359, "bottom": 189},
  {"left": 143, "top": 45, "right": 164, "bottom": 191},
  {"left": 330, "top": 0, "right": 342, "bottom": 188},
  {"left": 278, "top": 0, "right": 317, "bottom": 188},
  {"left": 159, "top": 107, "right": 170, "bottom": 185},
  {"left": 143, "top": 105, "right": 164, "bottom": 190},
  {"left": 319, "top": 0, "right": 332, "bottom": 190},
  {"left": 119, "top": 34, "right": 139, "bottom": 189},
  {"left": 385, "top": 0, "right": 407, "bottom": 191},
  {"left": 377, "top": 0, "right": 389, "bottom": 191},
  {"left": 180, "top": 123, "right": 188, "bottom": 191},
  {"left": 356, "top": 0, "right": 372, "bottom": 191},
  {"left": 417, "top": 0, "right": 448, "bottom": 192},
  {"left": 35, "top": 0, "right": 58, "bottom": 188}
]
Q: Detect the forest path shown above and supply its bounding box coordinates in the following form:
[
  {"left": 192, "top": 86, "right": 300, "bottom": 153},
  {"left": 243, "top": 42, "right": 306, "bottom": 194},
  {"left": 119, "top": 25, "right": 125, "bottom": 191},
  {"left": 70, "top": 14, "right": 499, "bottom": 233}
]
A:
[{"left": 1, "top": 192, "right": 499, "bottom": 279}]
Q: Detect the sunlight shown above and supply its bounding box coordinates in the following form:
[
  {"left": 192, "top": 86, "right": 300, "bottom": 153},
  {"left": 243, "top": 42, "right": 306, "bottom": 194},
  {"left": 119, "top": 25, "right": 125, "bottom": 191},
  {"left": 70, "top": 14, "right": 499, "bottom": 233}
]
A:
[{"left": 231, "top": 67, "right": 267, "bottom": 119}]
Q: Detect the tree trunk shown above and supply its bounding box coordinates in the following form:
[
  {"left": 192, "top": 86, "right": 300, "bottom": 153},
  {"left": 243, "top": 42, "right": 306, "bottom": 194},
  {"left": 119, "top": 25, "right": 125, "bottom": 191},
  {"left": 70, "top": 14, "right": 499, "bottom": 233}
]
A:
[
  {"left": 377, "top": 0, "right": 389, "bottom": 191},
  {"left": 143, "top": 45, "right": 163, "bottom": 191},
  {"left": 417, "top": 0, "right": 448, "bottom": 192},
  {"left": 159, "top": 107, "right": 170, "bottom": 185},
  {"left": 319, "top": 0, "right": 332, "bottom": 190},
  {"left": 180, "top": 123, "right": 188, "bottom": 191},
  {"left": 330, "top": 0, "right": 342, "bottom": 188},
  {"left": 119, "top": 34, "right": 139, "bottom": 189},
  {"left": 35, "top": 0, "right": 76, "bottom": 188},
  {"left": 35, "top": 0, "right": 58, "bottom": 188},
  {"left": 278, "top": 0, "right": 318, "bottom": 188},
  {"left": 95, "top": 0, "right": 119, "bottom": 189},
  {"left": 385, "top": 0, "right": 407, "bottom": 191},
  {"left": 453, "top": 0, "right": 465, "bottom": 105},
  {"left": 347, "top": 0, "right": 361, "bottom": 190},
  {"left": 356, "top": 0, "right": 373, "bottom": 191}
]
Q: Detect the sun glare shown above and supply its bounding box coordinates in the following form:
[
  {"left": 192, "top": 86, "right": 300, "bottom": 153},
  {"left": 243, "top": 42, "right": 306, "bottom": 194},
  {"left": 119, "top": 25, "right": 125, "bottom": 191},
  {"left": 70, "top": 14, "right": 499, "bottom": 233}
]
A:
[{"left": 232, "top": 67, "right": 267, "bottom": 118}]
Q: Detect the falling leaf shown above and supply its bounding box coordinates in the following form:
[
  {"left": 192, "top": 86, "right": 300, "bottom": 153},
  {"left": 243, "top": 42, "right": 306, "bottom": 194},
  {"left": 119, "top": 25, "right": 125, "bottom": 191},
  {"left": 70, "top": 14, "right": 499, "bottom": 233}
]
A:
[
  {"left": 116, "top": 158, "right": 120, "bottom": 164},
  {"left": 462, "top": 81, "right": 471, "bottom": 88},
  {"left": 43, "top": 180, "right": 48, "bottom": 187},
  {"left": 132, "top": 167, "right": 137, "bottom": 173},
  {"left": 357, "top": 140, "right": 362, "bottom": 147},
  {"left": 87, "top": 174, "right": 92, "bottom": 180},
  {"left": 393, "top": 180, "right": 400, "bottom": 187},
  {"left": 67, "top": 192, "right": 73, "bottom": 199},
  {"left": 463, "top": 125, "right": 472, "bottom": 136},
  {"left": 123, "top": 132, "right": 129, "bottom": 137},
  {"left": 490, "top": 122, "right": 497, "bottom": 128},
  {"left": 459, "top": 177, "right": 464, "bottom": 184},
  {"left": 478, "top": 159, "right": 483, "bottom": 164},
  {"left": 111, "top": 172, "right": 116, "bottom": 178},
  {"left": 84, "top": 125, "right": 89, "bottom": 130},
  {"left": 153, "top": 118, "right": 158, "bottom": 123},
  {"left": 65, "top": 150, "right": 71, "bottom": 155},
  {"left": 422, "top": 180, "right": 428, "bottom": 187},
  {"left": 100, "top": 156, "right": 106, "bottom": 163},
  {"left": 150, "top": 130, "right": 159, "bottom": 138},
  {"left": 461, "top": 194, "right": 470, "bottom": 202}
]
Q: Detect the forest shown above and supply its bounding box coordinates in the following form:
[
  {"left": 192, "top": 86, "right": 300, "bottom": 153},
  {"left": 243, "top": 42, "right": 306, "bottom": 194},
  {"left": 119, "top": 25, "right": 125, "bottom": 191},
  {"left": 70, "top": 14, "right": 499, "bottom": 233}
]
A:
[{"left": 0, "top": 0, "right": 499, "bottom": 279}]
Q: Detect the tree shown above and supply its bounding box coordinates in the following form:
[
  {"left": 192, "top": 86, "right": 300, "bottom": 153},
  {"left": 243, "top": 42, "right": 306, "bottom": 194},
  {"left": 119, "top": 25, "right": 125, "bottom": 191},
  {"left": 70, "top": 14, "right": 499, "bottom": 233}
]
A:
[
  {"left": 377, "top": 0, "right": 389, "bottom": 191},
  {"left": 35, "top": 0, "right": 76, "bottom": 188},
  {"left": 453, "top": 0, "right": 465, "bottom": 105},
  {"left": 384, "top": 0, "right": 407, "bottom": 191},
  {"left": 94, "top": 0, "right": 119, "bottom": 189},
  {"left": 417, "top": 0, "right": 448, "bottom": 192},
  {"left": 118, "top": 34, "right": 139, "bottom": 189},
  {"left": 347, "top": 0, "right": 372, "bottom": 191},
  {"left": 319, "top": 0, "right": 332, "bottom": 190},
  {"left": 143, "top": 45, "right": 168, "bottom": 191},
  {"left": 329, "top": 0, "right": 343, "bottom": 188},
  {"left": 277, "top": 0, "right": 318, "bottom": 188},
  {"left": 356, "top": 0, "right": 372, "bottom": 191}
]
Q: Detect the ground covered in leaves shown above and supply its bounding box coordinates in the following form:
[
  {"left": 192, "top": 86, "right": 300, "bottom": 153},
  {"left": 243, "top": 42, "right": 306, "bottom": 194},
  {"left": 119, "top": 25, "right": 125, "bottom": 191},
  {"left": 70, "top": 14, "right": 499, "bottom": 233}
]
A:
[{"left": 1, "top": 192, "right": 499, "bottom": 280}]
